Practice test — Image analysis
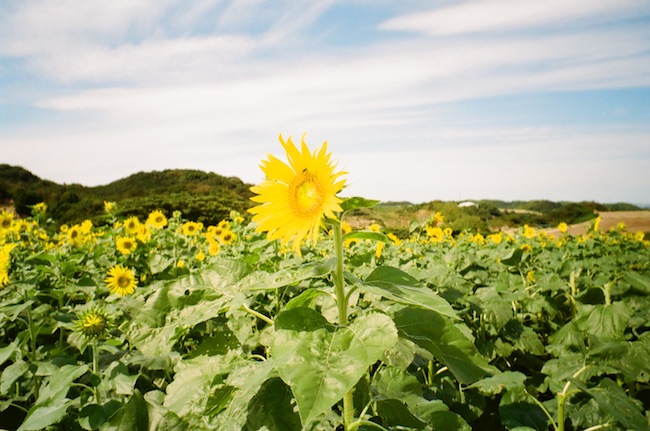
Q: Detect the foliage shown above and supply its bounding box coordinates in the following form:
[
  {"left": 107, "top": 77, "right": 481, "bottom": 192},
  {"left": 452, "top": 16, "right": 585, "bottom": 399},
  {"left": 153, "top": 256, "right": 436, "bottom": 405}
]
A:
[
  {"left": 0, "top": 165, "right": 253, "bottom": 227},
  {"left": 1, "top": 200, "right": 649, "bottom": 430}
]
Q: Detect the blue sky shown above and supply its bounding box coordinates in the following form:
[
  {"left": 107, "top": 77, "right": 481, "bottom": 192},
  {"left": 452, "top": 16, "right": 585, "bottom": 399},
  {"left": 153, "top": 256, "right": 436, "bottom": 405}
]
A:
[{"left": 1, "top": 0, "right": 649, "bottom": 204}]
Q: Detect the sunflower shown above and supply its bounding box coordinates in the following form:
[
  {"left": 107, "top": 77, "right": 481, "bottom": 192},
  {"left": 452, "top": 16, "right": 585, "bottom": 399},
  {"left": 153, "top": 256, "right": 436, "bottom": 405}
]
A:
[
  {"left": 104, "top": 201, "right": 116, "bottom": 213},
  {"left": 146, "top": 210, "right": 167, "bottom": 229},
  {"left": 0, "top": 211, "right": 14, "bottom": 230},
  {"left": 219, "top": 229, "right": 236, "bottom": 245},
  {"left": 181, "top": 221, "right": 202, "bottom": 236},
  {"left": 116, "top": 236, "right": 137, "bottom": 255},
  {"left": 105, "top": 265, "right": 137, "bottom": 296},
  {"left": 208, "top": 240, "right": 220, "bottom": 256},
  {"left": 67, "top": 225, "right": 83, "bottom": 246},
  {"left": 248, "top": 134, "right": 347, "bottom": 253},
  {"left": 0, "top": 244, "right": 13, "bottom": 287},
  {"left": 76, "top": 307, "right": 110, "bottom": 338},
  {"left": 124, "top": 216, "right": 141, "bottom": 235}
]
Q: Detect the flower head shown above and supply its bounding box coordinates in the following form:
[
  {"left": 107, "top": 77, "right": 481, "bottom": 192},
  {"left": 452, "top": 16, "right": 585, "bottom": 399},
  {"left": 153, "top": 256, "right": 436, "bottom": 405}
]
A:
[
  {"left": 104, "top": 201, "right": 116, "bottom": 213},
  {"left": 105, "top": 265, "right": 137, "bottom": 296},
  {"left": 0, "top": 211, "right": 14, "bottom": 230},
  {"left": 124, "top": 216, "right": 141, "bottom": 235},
  {"left": 116, "top": 236, "right": 137, "bottom": 255},
  {"left": 76, "top": 307, "right": 110, "bottom": 338},
  {"left": 146, "top": 210, "right": 167, "bottom": 229},
  {"left": 248, "top": 134, "right": 347, "bottom": 253},
  {"left": 181, "top": 221, "right": 202, "bottom": 236}
]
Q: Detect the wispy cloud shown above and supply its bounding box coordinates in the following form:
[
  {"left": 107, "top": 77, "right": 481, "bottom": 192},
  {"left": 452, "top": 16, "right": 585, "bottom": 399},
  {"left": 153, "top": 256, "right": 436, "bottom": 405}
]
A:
[
  {"left": 1, "top": 0, "right": 649, "bottom": 203},
  {"left": 379, "top": 0, "right": 648, "bottom": 35}
]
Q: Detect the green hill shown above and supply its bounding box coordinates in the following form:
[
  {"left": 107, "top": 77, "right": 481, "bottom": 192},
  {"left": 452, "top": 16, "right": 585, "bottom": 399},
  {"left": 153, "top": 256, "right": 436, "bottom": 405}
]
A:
[
  {"left": 0, "top": 164, "right": 254, "bottom": 227},
  {"left": 1, "top": 164, "right": 645, "bottom": 234}
]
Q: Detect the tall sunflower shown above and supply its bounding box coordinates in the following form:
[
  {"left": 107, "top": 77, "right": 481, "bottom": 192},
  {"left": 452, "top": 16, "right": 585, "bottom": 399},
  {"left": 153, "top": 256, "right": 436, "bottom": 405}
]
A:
[
  {"left": 248, "top": 134, "right": 347, "bottom": 253},
  {"left": 105, "top": 265, "right": 137, "bottom": 296}
]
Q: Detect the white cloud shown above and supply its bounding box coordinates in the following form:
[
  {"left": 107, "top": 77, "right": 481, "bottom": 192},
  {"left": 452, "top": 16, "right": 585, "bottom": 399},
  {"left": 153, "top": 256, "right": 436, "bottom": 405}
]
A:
[{"left": 379, "top": 0, "right": 649, "bottom": 36}]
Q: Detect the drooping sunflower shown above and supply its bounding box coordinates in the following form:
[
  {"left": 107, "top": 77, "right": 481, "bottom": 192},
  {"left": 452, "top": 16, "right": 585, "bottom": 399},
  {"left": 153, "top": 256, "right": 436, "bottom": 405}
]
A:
[
  {"left": 248, "top": 134, "right": 347, "bottom": 253},
  {"left": 146, "top": 210, "right": 167, "bottom": 229},
  {"left": 105, "top": 264, "right": 137, "bottom": 296}
]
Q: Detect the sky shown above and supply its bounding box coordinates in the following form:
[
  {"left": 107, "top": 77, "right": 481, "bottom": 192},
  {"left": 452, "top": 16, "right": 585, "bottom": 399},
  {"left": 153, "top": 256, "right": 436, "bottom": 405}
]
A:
[{"left": 1, "top": 0, "right": 650, "bottom": 205}]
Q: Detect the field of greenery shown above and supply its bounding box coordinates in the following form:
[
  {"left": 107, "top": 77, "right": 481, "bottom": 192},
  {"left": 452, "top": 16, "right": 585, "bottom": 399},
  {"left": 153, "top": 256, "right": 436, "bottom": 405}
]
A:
[{"left": 1, "top": 199, "right": 649, "bottom": 431}]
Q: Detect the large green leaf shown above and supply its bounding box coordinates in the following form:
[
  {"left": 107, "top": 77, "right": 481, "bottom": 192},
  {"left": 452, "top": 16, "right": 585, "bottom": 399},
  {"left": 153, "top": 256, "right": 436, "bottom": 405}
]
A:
[
  {"left": 0, "top": 360, "right": 29, "bottom": 395},
  {"left": 17, "top": 401, "right": 73, "bottom": 431},
  {"left": 103, "top": 390, "right": 149, "bottom": 431},
  {"left": 271, "top": 308, "right": 398, "bottom": 425},
  {"left": 394, "top": 307, "right": 494, "bottom": 385},
  {"left": 350, "top": 266, "right": 458, "bottom": 319},
  {"left": 575, "top": 302, "right": 631, "bottom": 340},
  {"left": 210, "top": 358, "right": 277, "bottom": 430},
  {"left": 164, "top": 352, "right": 241, "bottom": 417},
  {"left": 498, "top": 388, "right": 549, "bottom": 431},
  {"left": 623, "top": 271, "right": 650, "bottom": 295},
  {"left": 244, "top": 377, "right": 301, "bottom": 431},
  {"left": 17, "top": 364, "right": 89, "bottom": 431},
  {"left": 238, "top": 259, "right": 335, "bottom": 291},
  {"left": 573, "top": 378, "right": 648, "bottom": 430}
]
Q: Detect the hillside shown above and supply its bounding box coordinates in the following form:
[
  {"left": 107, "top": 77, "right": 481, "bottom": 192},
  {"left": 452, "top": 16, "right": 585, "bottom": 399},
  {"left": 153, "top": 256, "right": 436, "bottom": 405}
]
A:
[
  {"left": 0, "top": 164, "right": 254, "bottom": 226},
  {"left": 1, "top": 164, "right": 647, "bottom": 235}
]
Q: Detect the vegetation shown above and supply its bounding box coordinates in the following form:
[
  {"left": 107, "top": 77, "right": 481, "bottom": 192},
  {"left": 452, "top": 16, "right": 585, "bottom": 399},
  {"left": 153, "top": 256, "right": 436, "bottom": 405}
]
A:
[
  {"left": 0, "top": 165, "right": 253, "bottom": 227},
  {"left": 0, "top": 201, "right": 648, "bottom": 430}
]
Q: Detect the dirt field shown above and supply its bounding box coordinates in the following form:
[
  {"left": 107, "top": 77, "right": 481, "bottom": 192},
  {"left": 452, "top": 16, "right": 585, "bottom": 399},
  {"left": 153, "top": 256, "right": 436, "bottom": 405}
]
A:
[{"left": 544, "top": 211, "right": 650, "bottom": 236}]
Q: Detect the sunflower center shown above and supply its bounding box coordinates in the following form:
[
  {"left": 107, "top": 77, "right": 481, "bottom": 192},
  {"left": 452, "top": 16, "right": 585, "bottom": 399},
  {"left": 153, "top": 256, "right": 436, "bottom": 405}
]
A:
[
  {"left": 117, "top": 275, "right": 131, "bottom": 288},
  {"left": 289, "top": 171, "right": 324, "bottom": 218}
]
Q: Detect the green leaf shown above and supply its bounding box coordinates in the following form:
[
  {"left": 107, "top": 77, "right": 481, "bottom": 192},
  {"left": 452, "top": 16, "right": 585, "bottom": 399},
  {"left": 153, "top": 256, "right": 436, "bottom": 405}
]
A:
[
  {"left": 164, "top": 352, "right": 241, "bottom": 417},
  {"left": 576, "top": 378, "right": 648, "bottom": 430},
  {"left": 350, "top": 266, "right": 458, "bottom": 319},
  {"left": 393, "top": 307, "right": 494, "bottom": 385},
  {"left": 498, "top": 388, "right": 549, "bottom": 431},
  {"left": 427, "top": 410, "right": 472, "bottom": 431},
  {"left": 35, "top": 364, "right": 89, "bottom": 406},
  {"left": 470, "top": 371, "right": 527, "bottom": 395},
  {"left": 104, "top": 390, "right": 149, "bottom": 431},
  {"left": 244, "top": 377, "right": 301, "bottom": 431},
  {"left": 78, "top": 404, "right": 108, "bottom": 431},
  {"left": 211, "top": 358, "right": 277, "bottom": 430},
  {"left": 0, "top": 339, "right": 19, "bottom": 367},
  {"left": 0, "top": 360, "right": 29, "bottom": 395},
  {"left": 575, "top": 302, "right": 631, "bottom": 340},
  {"left": 500, "top": 248, "right": 524, "bottom": 266},
  {"left": 18, "top": 400, "right": 73, "bottom": 431},
  {"left": 284, "top": 288, "right": 328, "bottom": 310},
  {"left": 271, "top": 308, "right": 398, "bottom": 425},
  {"left": 623, "top": 271, "right": 650, "bottom": 295},
  {"left": 342, "top": 231, "right": 389, "bottom": 243},
  {"left": 375, "top": 399, "right": 426, "bottom": 429},
  {"left": 341, "top": 196, "right": 381, "bottom": 212},
  {"left": 239, "top": 259, "right": 335, "bottom": 291}
]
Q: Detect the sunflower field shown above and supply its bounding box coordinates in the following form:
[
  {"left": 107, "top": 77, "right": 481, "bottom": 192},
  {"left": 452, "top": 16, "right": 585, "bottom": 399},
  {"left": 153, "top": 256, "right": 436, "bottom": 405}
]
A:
[{"left": 1, "top": 137, "right": 650, "bottom": 431}]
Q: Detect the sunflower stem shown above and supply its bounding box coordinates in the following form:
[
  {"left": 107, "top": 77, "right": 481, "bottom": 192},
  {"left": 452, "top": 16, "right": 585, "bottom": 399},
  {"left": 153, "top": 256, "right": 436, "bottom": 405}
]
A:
[
  {"left": 333, "top": 220, "right": 355, "bottom": 429},
  {"left": 92, "top": 338, "right": 101, "bottom": 404}
]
